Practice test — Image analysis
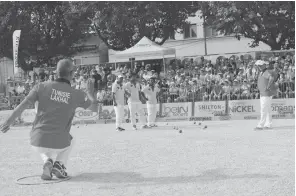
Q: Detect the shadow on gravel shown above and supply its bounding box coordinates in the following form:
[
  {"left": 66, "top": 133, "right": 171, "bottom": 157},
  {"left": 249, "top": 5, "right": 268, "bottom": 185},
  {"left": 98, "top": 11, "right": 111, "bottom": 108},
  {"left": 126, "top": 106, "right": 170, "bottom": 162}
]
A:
[{"left": 69, "top": 168, "right": 278, "bottom": 186}]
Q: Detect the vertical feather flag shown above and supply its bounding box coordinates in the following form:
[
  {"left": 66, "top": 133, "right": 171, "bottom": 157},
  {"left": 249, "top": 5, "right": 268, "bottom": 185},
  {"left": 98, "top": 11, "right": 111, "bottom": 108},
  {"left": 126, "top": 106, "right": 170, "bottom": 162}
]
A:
[{"left": 13, "top": 30, "right": 21, "bottom": 74}]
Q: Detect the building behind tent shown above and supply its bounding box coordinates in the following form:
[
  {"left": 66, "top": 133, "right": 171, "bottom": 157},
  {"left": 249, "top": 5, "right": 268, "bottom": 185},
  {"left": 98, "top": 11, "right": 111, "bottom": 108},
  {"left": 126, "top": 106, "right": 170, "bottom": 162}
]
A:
[
  {"left": 0, "top": 57, "right": 14, "bottom": 96},
  {"left": 108, "top": 11, "right": 271, "bottom": 63},
  {"left": 71, "top": 35, "right": 109, "bottom": 67}
]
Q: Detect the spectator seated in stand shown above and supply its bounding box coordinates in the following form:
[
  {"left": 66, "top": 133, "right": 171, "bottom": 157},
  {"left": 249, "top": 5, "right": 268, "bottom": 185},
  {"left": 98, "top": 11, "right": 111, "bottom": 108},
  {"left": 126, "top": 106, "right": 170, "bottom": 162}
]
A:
[{"left": 9, "top": 51, "right": 295, "bottom": 109}]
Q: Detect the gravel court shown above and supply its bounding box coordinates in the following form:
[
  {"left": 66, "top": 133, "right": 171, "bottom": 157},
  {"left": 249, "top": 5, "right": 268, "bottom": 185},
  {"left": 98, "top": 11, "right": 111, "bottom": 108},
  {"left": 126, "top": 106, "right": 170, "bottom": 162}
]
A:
[{"left": 0, "top": 119, "right": 294, "bottom": 196}]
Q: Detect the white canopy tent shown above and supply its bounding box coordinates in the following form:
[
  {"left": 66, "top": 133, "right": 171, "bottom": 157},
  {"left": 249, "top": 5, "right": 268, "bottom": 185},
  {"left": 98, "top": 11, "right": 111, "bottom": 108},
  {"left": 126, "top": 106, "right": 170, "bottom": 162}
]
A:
[{"left": 113, "top": 37, "right": 176, "bottom": 66}]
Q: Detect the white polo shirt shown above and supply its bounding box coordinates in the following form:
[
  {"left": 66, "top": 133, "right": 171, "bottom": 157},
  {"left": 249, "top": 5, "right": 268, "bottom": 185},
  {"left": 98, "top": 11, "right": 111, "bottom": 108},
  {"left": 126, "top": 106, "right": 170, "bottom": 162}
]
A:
[
  {"left": 142, "top": 85, "right": 160, "bottom": 105},
  {"left": 112, "top": 81, "right": 125, "bottom": 105},
  {"left": 124, "top": 82, "right": 141, "bottom": 104}
]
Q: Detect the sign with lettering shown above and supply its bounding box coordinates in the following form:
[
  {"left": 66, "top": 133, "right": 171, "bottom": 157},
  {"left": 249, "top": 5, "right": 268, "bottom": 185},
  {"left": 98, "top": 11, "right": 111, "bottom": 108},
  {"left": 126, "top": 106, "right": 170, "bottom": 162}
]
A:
[
  {"left": 50, "top": 89, "right": 70, "bottom": 104},
  {"left": 160, "top": 102, "right": 191, "bottom": 120},
  {"left": 74, "top": 108, "right": 99, "bottom": 120},
  {"left": 194, "top": 101, "right": 226, "bottom": 118},
  {"left": 100, "top": 105, "right": 130, "bottom": 120},
  {"left": 228, "top": 98, "right": 295, "bottom": 120}
]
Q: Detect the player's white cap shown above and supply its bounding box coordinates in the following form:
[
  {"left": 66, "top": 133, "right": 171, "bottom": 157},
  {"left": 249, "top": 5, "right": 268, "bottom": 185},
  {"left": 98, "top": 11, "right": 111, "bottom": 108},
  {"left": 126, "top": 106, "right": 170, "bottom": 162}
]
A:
[{"left": 117, "top": 75, "right": 124, "bottom": 78}]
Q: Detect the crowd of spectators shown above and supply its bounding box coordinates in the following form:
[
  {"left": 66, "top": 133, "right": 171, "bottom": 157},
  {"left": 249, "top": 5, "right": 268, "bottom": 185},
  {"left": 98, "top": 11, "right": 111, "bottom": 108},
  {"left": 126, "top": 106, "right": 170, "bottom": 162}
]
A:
[{"left": 3, "top": 52, "right": 295, "bottom": 108}]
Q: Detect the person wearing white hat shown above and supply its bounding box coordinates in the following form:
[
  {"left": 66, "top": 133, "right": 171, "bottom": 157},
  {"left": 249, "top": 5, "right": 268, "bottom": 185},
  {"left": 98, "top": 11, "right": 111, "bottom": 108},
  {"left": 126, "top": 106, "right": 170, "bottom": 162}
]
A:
[
  {"left": 141, "top": 76, "right": 160, "bottom": 128},
  {"left": 255, "top": 60, "right": 278, "bottom": 130},
  {"left": 112, "top": 75, "right": 126, "bottom": 131}
]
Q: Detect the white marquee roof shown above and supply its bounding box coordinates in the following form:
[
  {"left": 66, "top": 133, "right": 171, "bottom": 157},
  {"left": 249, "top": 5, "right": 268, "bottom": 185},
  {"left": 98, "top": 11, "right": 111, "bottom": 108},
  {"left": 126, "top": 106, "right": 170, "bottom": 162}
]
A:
[{"left": 114, "top": 36, "right": 176, "bottom": 61}]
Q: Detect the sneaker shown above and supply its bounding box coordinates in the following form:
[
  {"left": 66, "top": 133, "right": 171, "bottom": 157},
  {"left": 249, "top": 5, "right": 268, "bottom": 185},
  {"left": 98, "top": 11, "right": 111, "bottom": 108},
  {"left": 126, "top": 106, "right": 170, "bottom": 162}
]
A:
[
  {"left": 132, "top": 125, "right": 137, "bottom": 130},
  {"left": 52, "top": 161, "right": 68, "bottom": 179},
  {"left": 41, "top": 158, "right": 53, "bottom": 180},
  {"left": 254, "top": 127, "right": 263, "bottom": 131},
  {"left": 141, "top": 125, "right": 149, "bottom": 129},
  {"left": 152, "top": 124, "right": 158, "bottom": 127},
  {"left": 116, "top": 127, "right": 125, "bottom": 131}
]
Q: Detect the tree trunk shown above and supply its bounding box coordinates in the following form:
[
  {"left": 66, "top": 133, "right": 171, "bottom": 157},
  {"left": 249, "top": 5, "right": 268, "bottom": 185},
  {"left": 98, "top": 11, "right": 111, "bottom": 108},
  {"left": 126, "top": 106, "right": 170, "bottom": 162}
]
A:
[{"left": 270, "top": 44, "right": 282, "bottom": 51}]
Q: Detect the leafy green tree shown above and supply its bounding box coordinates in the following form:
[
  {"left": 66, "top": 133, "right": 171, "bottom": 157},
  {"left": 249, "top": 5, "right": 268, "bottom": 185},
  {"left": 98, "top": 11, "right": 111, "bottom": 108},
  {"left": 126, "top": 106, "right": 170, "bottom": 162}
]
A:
[
  {"left": 203, "top": 1, "right": 295, "bottom": 50},
  {"left": 73, "top": 1, "right": 199, "bottom": 50},
  {"left": 0, "top": 1, "right": 90, "bottom": 71}
]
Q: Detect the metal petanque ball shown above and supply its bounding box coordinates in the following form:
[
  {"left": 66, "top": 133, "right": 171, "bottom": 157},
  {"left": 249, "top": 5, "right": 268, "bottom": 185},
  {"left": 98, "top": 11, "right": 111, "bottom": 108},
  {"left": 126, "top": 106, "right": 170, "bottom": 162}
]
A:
[
  {"left": 203, "top": 125, "right": 207, "bottom": 129},
  {"left": 199, "top": 122, "right": 202, "bottom": 125},
  {"left": 193, "top": 122, "right": 196, "bottom": 124},
  {"left": 179, "top": 130, "right": 182, "bottom": 133}
]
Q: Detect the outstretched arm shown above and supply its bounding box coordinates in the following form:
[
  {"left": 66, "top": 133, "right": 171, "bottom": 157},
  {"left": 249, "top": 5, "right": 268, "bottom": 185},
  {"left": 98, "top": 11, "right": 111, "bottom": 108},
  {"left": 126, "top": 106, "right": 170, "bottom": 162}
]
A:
[{"left": 1, "top": 84, "right": 39, "bottom": 133}]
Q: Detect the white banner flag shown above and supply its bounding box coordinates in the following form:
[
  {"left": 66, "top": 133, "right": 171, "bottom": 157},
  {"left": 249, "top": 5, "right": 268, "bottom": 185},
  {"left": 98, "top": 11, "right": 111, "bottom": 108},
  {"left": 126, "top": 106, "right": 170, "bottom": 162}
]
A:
[{"left": 13, "top": 30, "right": 21, "bottom": 74}]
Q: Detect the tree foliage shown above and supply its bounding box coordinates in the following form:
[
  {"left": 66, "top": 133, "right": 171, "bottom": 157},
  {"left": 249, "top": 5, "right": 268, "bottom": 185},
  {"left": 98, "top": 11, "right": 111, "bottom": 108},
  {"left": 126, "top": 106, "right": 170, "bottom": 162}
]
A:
[
  {"left": 72, "top": 1, "right": 199, "bottom": 51},
  {"left": 0, "top": 1, "right": 200, "bottom": 70},
  {"left": 0, "top": 1, "right": 89, "bottom": 71},
  {"left": 202, "top": 1, "right": 295, "bottom": 50}
]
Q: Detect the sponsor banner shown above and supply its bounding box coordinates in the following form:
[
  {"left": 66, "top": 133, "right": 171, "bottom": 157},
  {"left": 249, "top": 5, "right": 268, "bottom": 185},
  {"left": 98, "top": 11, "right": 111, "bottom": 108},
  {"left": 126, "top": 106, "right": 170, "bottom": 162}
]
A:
[
  {"left": 13, "top": 30, "right": 21, "bottom": 74},
  {"left": 160, "top": 118, "right": 189, "bottom": 122},
  {"left": 21, "top": 109, "right": 36, "bottom": 123},
  {"left": 160, "top": 102, "right": 192, "bottom": 120},
  {"left": 189, "top": 116, "right": 213, "bottom": 121},
  {"left": 1, "top": 98, "right": 293, "bottom": 126},
  {"left": 74, "top": 107, "right": 100, "bottom": 122},
  {"left": 243, "top": 116, "right": 258, "bottom": 120},
  {"left": 228, "top": 98, "right": 295, "bottom": 120},
  {"left": 228, "top": 99, "right": 258, "bottom": 117},
  {"left": 271, "top": 99, "right": 295, "bottom": 116},
  {"left": 272, "top": 114, "right": 295, "bottom": 119},
  {"left": 137, "top": 104, "right": 160, "bottom": 120},
  {"left": 104, "top": 119, "right": 116, "bottom": 124},
  {"left": 194, "top": 101, "right": 226, "bottom": 118},
  {"left": 100, "top": 105, "right": 129, "bottom": 120},
  {"left": 101, "top": 104, "right": 160, "bottom": 121}
]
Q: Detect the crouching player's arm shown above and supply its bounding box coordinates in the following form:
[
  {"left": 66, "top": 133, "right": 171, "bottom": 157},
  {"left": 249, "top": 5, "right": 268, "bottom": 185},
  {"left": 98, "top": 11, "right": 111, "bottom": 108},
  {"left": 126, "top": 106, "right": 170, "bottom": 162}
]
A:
[{"left": 0, "top": 84, "right": 40, "bottom": 133}]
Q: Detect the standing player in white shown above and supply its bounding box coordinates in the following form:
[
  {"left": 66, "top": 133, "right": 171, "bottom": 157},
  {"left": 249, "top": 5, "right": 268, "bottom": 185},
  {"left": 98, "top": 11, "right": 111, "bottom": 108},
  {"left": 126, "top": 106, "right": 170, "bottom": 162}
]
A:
[
  {"left": 255, "top": 60, "right": 278, "bottom": 130},
  {"left": 142, "top": 76, "right": 160, "bottom": 128},
  {"left": 124, "top": 73, "right": 147, "bottom": 130},
  {"left": 112, "top": 75, "right": 125, "bottom": 131}
]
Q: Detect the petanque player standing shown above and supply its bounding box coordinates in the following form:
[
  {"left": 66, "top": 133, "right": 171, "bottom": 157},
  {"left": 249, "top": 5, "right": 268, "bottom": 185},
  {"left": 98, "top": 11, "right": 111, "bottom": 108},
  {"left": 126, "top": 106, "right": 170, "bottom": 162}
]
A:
[
  {"left": 0, "top": 59, "right": 97, "bottom": 180},
  {"left": 112, "top": 75, "right": 126, "bottom": 131},
  {"left": 255, "top": 60, "right": 278, "bottom": 130},
  {"left": 124, "top": 72, "right": 147, "bottom": 130},
  {"left": 141, "top": 76, "right": 160, "bottom": 128}
]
